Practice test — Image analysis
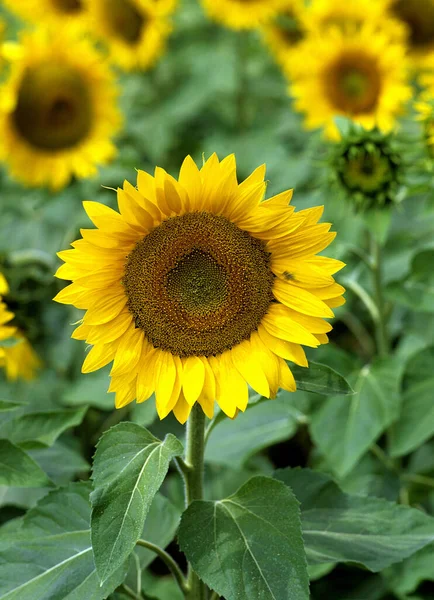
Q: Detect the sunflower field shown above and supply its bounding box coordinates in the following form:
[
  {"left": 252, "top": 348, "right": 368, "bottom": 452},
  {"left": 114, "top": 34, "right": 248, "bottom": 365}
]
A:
[{"left": 1, "top": 1, "right": 434, "bottom": 599}]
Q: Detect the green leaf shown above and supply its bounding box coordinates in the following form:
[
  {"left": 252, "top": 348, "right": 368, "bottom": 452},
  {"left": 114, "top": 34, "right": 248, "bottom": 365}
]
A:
[
  {"left": 0, "top": 482, "right": 127, "bottom": 600},
  {"left": 386, "top": 249, "right": 434, "bottom": 313},
  {"left": 205, "top": 396, "right": 302, "bottom": 468},
  {"left": 389, "top": 346, "right": 434, "bottom": 457},
  {"left": 29, "top": 441, "right": 89, "bottom": 485},
  {"left": 178, "top": 475, "right": 310, "bottom": 600},
  {"left": 275, "top": 468, "right": 434, "bottom": 571},
  {"left": 62, "top": 367, "right": 114, "bottom": 410},
  {"left": 90, "top": 422, "right": 183, "bottom": 584},
  {"left": 0, "top": 401, "right": 21, "bottom": 413},
  {"left": 0, "top": 407, "right": 87, "bottom": 449},
  {"left": 291, "top": 362, "right": 354, "bottom": 396},
  {"left": 0, "top": 440, "right": 52, "bottom": 488},
  {"left": 310, "top": 358, "right": 402, "bottom": 477}
]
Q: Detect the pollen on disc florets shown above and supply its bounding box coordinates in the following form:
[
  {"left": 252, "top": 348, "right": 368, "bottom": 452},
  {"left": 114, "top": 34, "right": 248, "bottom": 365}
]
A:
[
  {"left": 328, "top": 124, "right": 405, "bottom": 211},
  {"left": 122, "top": 211, "right": 275, "bottom": 358}
]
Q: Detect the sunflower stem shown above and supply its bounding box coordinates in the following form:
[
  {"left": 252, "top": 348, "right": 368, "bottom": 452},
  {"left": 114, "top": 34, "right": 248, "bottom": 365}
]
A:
[
  {"left": 136, "top": 540, "right": 189, "bottom": 594},
  {"left": 184, "top": 403, "right": 207, "bottom": 600},
  {"left": 370, "top": 235, "right": 389, "bottom": 358}
]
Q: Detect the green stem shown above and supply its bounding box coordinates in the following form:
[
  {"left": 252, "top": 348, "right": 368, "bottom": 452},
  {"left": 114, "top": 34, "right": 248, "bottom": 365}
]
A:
[
  {"left": 120, "top": 583, "right": 143, "bottom": 600},
  {"left": 209, "top": 592, "right": 220, "bottom": 600},
  {"left": 371, "top": 236, "right": 389, "bottom": 357},
  {"left": 136, "top": 540, "right": 189, "bottom": 594},
  {"left": 401, "top": 473, "right": 434, "bottom": 489},
  {"left": 184, "top": 404, "right": 207, "bottom": 600}
]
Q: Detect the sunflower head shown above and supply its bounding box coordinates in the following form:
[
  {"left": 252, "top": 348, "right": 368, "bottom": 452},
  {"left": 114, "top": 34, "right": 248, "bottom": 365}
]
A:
[
  {"left": 387, "top": 0, "right": 434, "bottom": 65},
  {"left": 201, "top": 0, "right": 287, "bottom": 30},
  {"left": 329, "top": 124, "right": 405, "bottom": 211},
  {"left": 415, "top": 94, "right": 434, "bottom": 156},
  {"left": 0, "top": 29, "right": 121, "bottom": 190},
  {"left": 261, "top": 0, "right": 306, "bottom": 69},
  {"left": 290, "top": 24, "right": 411, "bottom": 138},
  {"left": 89, "top": 0, "right": 172, "bottom": 71},
  {"left": 54, "top": 154, "right": 345, "bottom": 424}
]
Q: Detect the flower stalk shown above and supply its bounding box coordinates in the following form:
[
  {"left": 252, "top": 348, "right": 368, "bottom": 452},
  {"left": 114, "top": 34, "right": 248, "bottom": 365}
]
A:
[{"left": 371, "top": 235, "right": 389, "bottom": 358}]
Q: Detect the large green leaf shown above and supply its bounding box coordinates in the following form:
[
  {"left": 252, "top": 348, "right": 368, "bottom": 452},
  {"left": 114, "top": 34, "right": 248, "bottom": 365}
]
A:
[
  {"left": 178, "top": 475, "right": 309, "bottom": 600},
  {"left": 291, "top": 362, "right": 354, "bottom": 396},
  {"left": 0, "top": 440, "right": 52, "bottom": 488},
  {"left": 310, "top": 358, "right": 402, "bottom": 477},
  {"left": 276, "top": 468, "right": 434, "bottom": 571},
  {"left": 0, "top": 407, "right": 87, "bottom": 449},
  {"left": 0, "top": 482, "right": 127, "bottom": 600},
  {"left": 205, "top": 396, "right": 301, "bottom": 467},
  {"left": 386, "top": 250, "right": 434, "bottom": 313},
  {"left": 90, "top": 422, "right": 183, "bottom": 584}
]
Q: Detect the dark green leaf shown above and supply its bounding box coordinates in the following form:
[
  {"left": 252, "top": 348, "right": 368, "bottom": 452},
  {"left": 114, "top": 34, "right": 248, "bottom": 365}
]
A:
[
  {"left": 310, "top": 358, "right": 403, "bottom": 477},
  {"left": 291, "top": 362, "right": 354, "bottom": 396},
  {"left": 0, "top": 407, "right": 87, "bottom": 449},
  {"left": 0, "top": 440, "right": 52, "bottom": 488},
  {"left": 276, "top": 468, "right": 434, "bottom": 571},
  {"left": 384, "top": 543, "right": 434, "bottom": 597},
  {"left": 0, "top": 401, "right": 21, "bottom": 413},
  {"left": 178, "top": 475, "right": 309, "bottom": 600},
  {"left": 386, "top": 250, "right": 434, "bottom": 313},
  {"left": 90, "top": 422, "right": 183, "bottom": 584},
  {"left": 205, "top": 396, "right": 301, "bottom": 467},
  {"left": 0, "top": 482, "right": 127, "bottom": 600}
]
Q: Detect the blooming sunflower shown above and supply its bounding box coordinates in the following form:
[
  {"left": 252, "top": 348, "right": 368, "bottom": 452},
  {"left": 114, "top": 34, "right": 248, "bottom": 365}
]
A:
[
  {"left": 3, "top": 0, "right": 88, "bottom": 30},
  {"left": 201, "top": 0, "right": 287, "bottom": 30},
  {"left": 143, "top": 0, "right": 178, "bottom": 16},
  {"left": 54, "top": 154, "right": 345, "bottom": 424},
  {"left": 261, "top": 0, "right": 306, "bottom": 71},
  {"left": 0, "top": 274, "right": 40, "bottom": 381},
  {"left": 88, "top": 0, "right": 172, "bottom": 71},
  {"left": 290, "top": 24, "right": 411, "bottom": 139},
  {"left": 0, "top": 29, "right": 122, "bottom": 190},
  {"left": 386, "top": 0, "right": 434, "bottom": 68}
]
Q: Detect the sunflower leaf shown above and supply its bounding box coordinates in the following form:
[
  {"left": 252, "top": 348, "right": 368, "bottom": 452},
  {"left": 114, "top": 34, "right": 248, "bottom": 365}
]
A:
[
  {"left": 276, "top": 468, "right": 434, "bottom": 571},
  {"left": 0, "top": 439, "right": 52, "bottom": 488},
  {"left": 90, "top": 422, "right": 183, "bottom": 584},
  {"left": 291, "top": 361, "right": 354, "bottom": 396},
  {"left": 0, "top": 482, "right": 127, "bottom": 600},
  {"left": 178, "top": 475, "right": 310, "bottom": 600}
]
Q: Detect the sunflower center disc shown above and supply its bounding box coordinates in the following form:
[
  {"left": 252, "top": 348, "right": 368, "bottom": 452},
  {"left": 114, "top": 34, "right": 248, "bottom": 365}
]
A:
[
  {"left": 13, "top": 63, "right": 92, "bottom": 151},
  {"left": 52, "top": 0, "right": 82, "bottom": 13},
  {"left": 392, "top": 0, "right": 434, "bottom": 49},
  {"left": 103, "top": 0, "right": 145, "bottom": 44},
  {"left": 123, "top": 212, "right": 275, "bottom": 357},
  {"left": 342, "top": 152, "right": 393, "bottom": 193},
  {"left": 326, "top": 52, "right": 381, "bottom": 114}
]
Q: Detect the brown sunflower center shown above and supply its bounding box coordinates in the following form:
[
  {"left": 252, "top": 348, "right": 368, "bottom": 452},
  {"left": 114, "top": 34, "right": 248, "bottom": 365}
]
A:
[
  {"left": 103, "top": 0, "right": 145, "bottom": 45},
  {"left": 52, "top": 0, "right": 82, "bottom": 13},
  {"left": 123, "top": 211, "right": 274, "bottom": 357},
  {"left": 275, "top": 12, "right": 304, "bottom": 45},
  {"left": 392, "top": 0, "right": 434, "bottom": 49},
  {"left": 12, "top": 63, "right": 92, "bottom": 151},
  {"left": 325, "top": 52, "right": 381, "bottom": 114}
]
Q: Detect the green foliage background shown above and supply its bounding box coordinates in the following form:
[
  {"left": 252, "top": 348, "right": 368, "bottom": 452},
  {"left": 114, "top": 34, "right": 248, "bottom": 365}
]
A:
[{"left": 1, "top": 1, "right": 434, "bottom": 599}]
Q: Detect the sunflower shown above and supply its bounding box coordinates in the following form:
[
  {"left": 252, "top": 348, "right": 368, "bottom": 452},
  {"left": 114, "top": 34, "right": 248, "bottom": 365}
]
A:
[
  {"left": 88, "top": 0, "right": 172, "bottom": 71},
  {"left": 261, "top": 0, "right": 306, "bottom": 71},
  {"left": 0, "top": 274, "right": 40, "bottom": 381},
  {"left": 3, "top": 0, "right": 88, "bottom": 30},
  {"left": 143, "top": 0, "right": 178, "bottom": 17},
  {"left": 0, "top": 29, "right": 122, "bottom": 190},
  {"left": 201, "top": 0, "right": 287, "bottom": 30},
  {"left": 54, "top": 154, "right": 345, "bottom": 424},
  {"left": 415, "top": 94, "right": 434, "bottom": 152},
  {"left": 290, "top": 24, "right": 411, "bottom": 139},
  {"left": 301, "top": 0, "right": 402, "bottom": 36},
  {"left": 386, "top": 0, "right": 434, "bottom": 67}
]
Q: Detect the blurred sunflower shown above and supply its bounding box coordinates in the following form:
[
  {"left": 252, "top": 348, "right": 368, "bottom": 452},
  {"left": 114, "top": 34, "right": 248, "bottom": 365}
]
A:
[
  {"left": 3, "top": 0, "right": 88, "bottom": 30},
  {"left": 302, "top": 0, "right": 400, "bottom": 35},
  {"left": 386, "top": 0, "right": 434, "bottom": 67},
  {"left": 291, "top": 25, "right": 411, "bottom": 139},
  {"left": 89, "top": 0, "right": 172, "bottom": 71},
  {"left": 0, "top": 29, "right": 122, "bottom": 190},
  {"left": 261, "top": 0, "right": 306, "bottom": 72},
  {"left": 0, "top": 274, "right": 40, "bottom": 381},
  {"left": 143, "top": 0, "right": 178, "bottom": 16},
  {"left": 201, "top": 0, "right": 287, "bottom": 30},
  {"left": 54, "top": 154, "right": 345, "bottom": 423},
  {"left": 415, "top": 95, "right": 434, "bottom": 152}
]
